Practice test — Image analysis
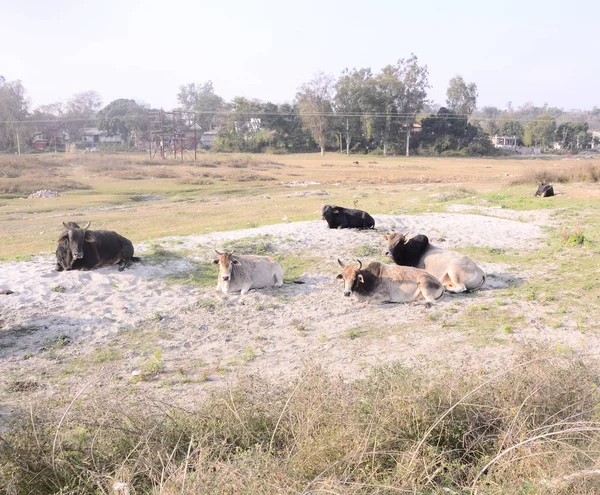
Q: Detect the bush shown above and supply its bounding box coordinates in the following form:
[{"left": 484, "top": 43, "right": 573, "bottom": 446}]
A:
[
  {"left": 509, "top": 164, "right": 600, "bottom": 185},
  {"left": 3, "top": 354, "right": 600, "bottom": 494}
]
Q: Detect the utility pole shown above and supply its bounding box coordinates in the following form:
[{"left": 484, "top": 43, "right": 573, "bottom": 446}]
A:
[
  {"left": 346, "top": 118, "right": 350, "bottom": 156},
  {"left": 16, "top": 131, "right": 20, "bottom": 156},
  {"left": 405, "top": 124, "right": 411, "bottom": 157},
  {"left": 193, "top": 113, "right": 197, "bottom": 162}
]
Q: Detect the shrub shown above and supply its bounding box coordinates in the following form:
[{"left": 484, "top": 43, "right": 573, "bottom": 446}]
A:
[{"left": 3, "top": 355, "right": 600, "bottom": 494}]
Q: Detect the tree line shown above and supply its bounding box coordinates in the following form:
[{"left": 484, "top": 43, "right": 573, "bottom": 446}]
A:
[{"left": 1, "top": 57, "right": 598, "bottom": 155}]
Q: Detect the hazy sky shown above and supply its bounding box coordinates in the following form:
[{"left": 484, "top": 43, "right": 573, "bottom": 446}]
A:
[{"left": 1, "top": 0, "right": 598, "bottom": 111}]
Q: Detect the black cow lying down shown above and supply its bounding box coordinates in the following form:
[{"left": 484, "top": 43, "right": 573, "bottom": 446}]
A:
[
  {"left": 56, "top": 221, "right": 140, "bottom": 271},
  {"left": 56, "top": 222, "right": 84, "bottom": 271},
  {"left": 535, "top": 182, "right": 554, "bottom": 197},
  {"left": 322, "top": 205, "right": 375, "bottom": 229}
]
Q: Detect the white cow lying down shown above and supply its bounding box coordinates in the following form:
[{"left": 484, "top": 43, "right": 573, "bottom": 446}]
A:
[{"left": 213, "top": 250, "right": 284, "bottom": 295}]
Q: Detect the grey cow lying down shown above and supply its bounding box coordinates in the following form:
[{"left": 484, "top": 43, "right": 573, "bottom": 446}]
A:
[
  {"left": 384, "top": 232, "right": 486, "bottom": 293},
  {"left": 213, "top": 250, "right": 284, "bottom": 295},
  {"left": 336, "top": 259, "right": 445, "bottom": 305}
]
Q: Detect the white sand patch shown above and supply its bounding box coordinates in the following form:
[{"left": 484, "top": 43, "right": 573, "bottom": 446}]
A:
[
  {"left": 0, "top": 210, "right": 555, "bottom": 397},
  {"left": 149, "top": 212, "right": 544, "bottom": 264},
  {"left": 0, "top": 257, "right": 196, "bottom": 357},
  {"left": 445, "top": 203, "right": 553, "bottom": 223}
]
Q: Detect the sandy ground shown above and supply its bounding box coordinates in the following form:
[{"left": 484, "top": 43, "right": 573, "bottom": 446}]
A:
[{"left": 3, "top": 209, "right": 589, "bottom": 411}]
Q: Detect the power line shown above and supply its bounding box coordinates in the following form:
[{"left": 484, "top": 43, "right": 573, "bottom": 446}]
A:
[{"left": 0, "top": 112, "right": 593, "bottom": 125}]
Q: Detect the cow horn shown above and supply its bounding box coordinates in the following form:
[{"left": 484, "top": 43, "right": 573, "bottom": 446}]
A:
[
  {"left": 337, "top": 259, "right": 345, "bottom": 268},
  {"left": 229, "top": 250, "right": 235, "bottom": 255},
  {"left": 83, "top": 221, "right": 91, "bottom": 230},
  {"left": 215, "top": 249, "right": 225, "bottom": 255},
  {"left": 62, "top": 221, "right": 72, "bottom": 230},
  {"left": 356, "top": 259, "right": 362, "bottom": 270}
]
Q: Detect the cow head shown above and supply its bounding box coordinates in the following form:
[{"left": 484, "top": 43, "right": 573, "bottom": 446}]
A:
[
  {"left": 336, "top": 258, "right": 364, "bottom": 297},
  {"left": 321, "top": 204, "right": 339, "bottom": 220},
  {"left": 213, "top": 249, "right": 239, "bottom": 282},
  {"left": 382, "top": 231, "right": 408, "bottom": 257},
  {"left": 57, "top": 221, "right": 94, "bottom": 260}
]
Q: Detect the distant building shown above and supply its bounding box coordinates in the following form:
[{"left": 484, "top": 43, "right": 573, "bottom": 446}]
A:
[
  {"left": 31, "top": 129, "right": 69, "bottom": 151},
  {"left": 82, "top": 127, "right": 122, "bottom": 144},
  {"left": 199, "top": 124, "right": 221, "bottom": 148},
  {"left": 402, "top": 123, "right": 422, "bottom": 132},
  {"left": 200, "top": 130, "right": 219, "bottom": 148},
  {"left": 592, "top": 131, "right": 600, "bottom": 150},
  {"left": 490, "top": 135, "right": 517, "bottom": 149}
]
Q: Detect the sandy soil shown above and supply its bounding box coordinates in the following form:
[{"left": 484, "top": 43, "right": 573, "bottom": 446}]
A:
[{"left": 2, "top": 210, "right": 588, "bottom": 410}]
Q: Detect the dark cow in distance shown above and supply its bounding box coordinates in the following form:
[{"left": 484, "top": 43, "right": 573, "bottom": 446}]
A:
[
  {"left": 321, "top": 205, "right": 375, "bottom": 230},
  {"left": 535, "top": 182, "right": 554, "bottom": 197},
  {"left": 56, "top": 221, "right": 139, "bottom": 271}
]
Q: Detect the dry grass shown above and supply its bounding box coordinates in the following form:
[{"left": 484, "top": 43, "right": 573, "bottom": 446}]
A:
[
  {"left": 509, "top": 163, "right": 600, "bottom": 185},
  {"left": 2, "top": 353, "right": 600, "bottom": 494},
  {"left": 3, "top": 151, "right": 600, "bottom": 259}
]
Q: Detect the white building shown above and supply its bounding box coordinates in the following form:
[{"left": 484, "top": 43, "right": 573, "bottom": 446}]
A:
[
  {"left": 490, "top": 135, "right": 517, "bottom": 149},
  {"left": 82, "top": 128, "right": 123, "bottom": 144}
]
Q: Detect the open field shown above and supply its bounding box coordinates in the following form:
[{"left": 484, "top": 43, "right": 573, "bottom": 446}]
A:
[{"left": 2, "top": 151, "right": 600, "bottom": 493}]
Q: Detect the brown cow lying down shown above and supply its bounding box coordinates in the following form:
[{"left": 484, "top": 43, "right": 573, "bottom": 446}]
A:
[
  {"left": 213, "top": 250, "right": 284, "bottom": 295},
  {"left": 336, "top": 259, "right": 445, "bottom": 304},
  {"left": 384, "top": 232, "right": 486, "bottom": 293}
]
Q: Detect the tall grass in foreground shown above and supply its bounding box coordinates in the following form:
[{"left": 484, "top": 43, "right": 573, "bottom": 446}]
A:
[{"left": 2, "top": 354, "right": 600, "bottom": 494}]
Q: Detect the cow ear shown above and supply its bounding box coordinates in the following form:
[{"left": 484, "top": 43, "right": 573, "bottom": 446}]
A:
[
  {"left": 57, "top": 233, "right": 68, "bottom": 243},
  {"left": 84, "top": 233, "right": 96, "bottom": 243},
  {"left": 358, "top": 274, "right": 364, "bottom": 284},
  {"left": 232, "top": 259, "right": 240, "bottom": 265},
  {"left": 336, "top": 274, "right": 343, "bottom": 280},
  {"left": 212, "top": 259, "right": 219, "bottom": 265}
]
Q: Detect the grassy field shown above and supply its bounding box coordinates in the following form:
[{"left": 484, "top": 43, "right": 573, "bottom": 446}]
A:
[
  {"left": 3, "top": 151, "right": 599, "bottom": 260},
  {"left": 3, "top": 151, "right": 600, "bottom": 493}
]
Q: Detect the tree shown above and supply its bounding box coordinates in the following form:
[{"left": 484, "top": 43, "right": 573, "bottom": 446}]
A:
[
  {"left": 500, "top": 120, "right": 524, "bottom": 142},
  {"left": 63, "top": 90, "right": 102, "bottom": 141},
  {"left": 0, "top": 75, "right": 29, "bottom": 150},
  {"left": 177, "top": 81, "right": 224, "bottom": 133},
  {"left": 214, "top": 96, "right": 264, "bottom": 152},
  {"left": 97, "top": 99, "right": 148, "bottom": 146},
  {"left": 556, "top": 122, "right": 589, "bottom": 150},
  {"left": 446, "top": 76, "right": 478, "bottom": 116},
  {"left": 360, "top": 55, "right": 429, "bottom": 156},
  {"left": 296, "top": 72, "right": 334, "bottom": 156},
  {"left": 334, "top": 68, "right": 373, "bottom": 155},
  {"left": 523, "top": 115, "right": 556, "bottom": 148},
  {"left": 479, "top": 106, "right": 501, "bottom": 136},
  {"left": 267, "top": 103, "right": 315, "bottom": 152},
  {"left": 396, "top": 54, "right": 429, "bottom": 156},
  {"left": 417, "top": 107, "right": 492, "bottom": 155}
]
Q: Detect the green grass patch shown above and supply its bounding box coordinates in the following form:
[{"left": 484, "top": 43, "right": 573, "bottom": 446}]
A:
[
  {"left": 145, "top": 243, "right": 186, "bottom": 261},
  {"left": 164, "top": 261, "right": 218, "bottom": 288},
  {"left": 275, "top": 254, "right": 321, "bottom": 281},
  {"left": 220, "top": 234, "right": 276, "bottom": 255}
]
